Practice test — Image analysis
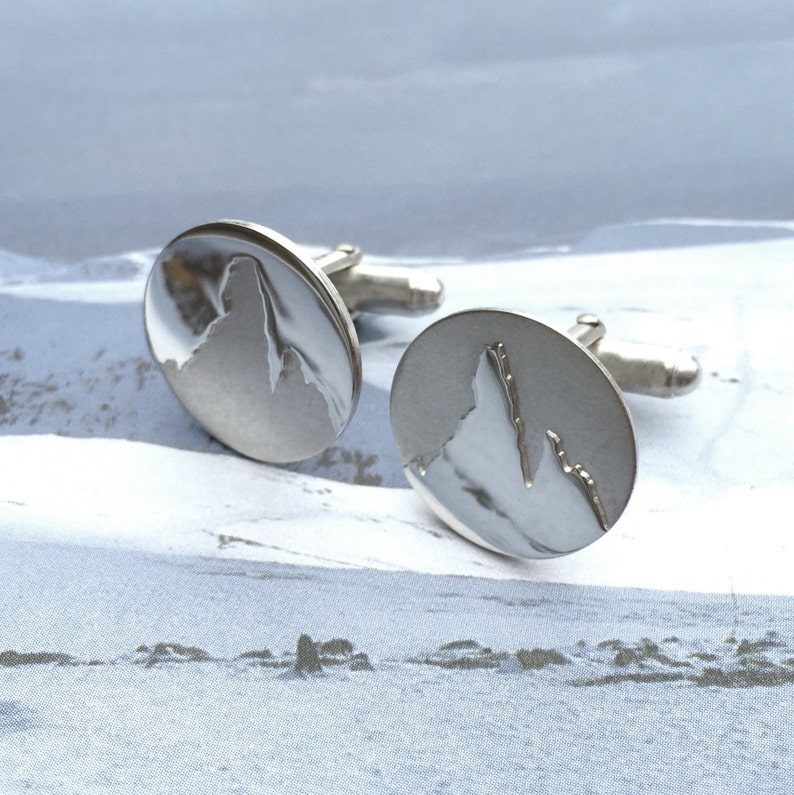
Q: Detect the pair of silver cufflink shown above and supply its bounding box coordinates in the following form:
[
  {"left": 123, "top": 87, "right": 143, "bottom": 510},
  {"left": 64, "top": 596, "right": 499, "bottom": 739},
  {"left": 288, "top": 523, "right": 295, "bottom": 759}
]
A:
[{"left": 144, "top": 220, "right": 701, "bottom": 561}]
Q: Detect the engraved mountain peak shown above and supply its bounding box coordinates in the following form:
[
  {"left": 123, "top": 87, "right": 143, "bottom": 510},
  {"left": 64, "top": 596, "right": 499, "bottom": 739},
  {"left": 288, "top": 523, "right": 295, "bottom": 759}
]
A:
[
  {"left": 163, "top": 256, "right": 341, "bottom": 461},
  {"left": 407, "top": 342, "right": 609, "bottom": 556}
]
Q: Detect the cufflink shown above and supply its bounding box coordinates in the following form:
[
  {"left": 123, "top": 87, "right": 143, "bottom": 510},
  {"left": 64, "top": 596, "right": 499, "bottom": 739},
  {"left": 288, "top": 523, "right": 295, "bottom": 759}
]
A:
[
  {"left": 144, "top": 220, "right": 443, "bottom": 463},
  {"left": 390, "top": 309, "right": 700, "bottom": 559}
]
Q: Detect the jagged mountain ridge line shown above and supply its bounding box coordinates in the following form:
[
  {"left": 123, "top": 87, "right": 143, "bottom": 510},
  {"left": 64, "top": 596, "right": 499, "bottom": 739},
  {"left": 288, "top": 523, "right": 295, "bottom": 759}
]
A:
[
  {"left": 410, "top": 340, "right": 610, "bottom": 530},
  {"left": 484, "top": 342, "right": 533, "bottom": 488},
  {"left": 545, "top": 430, "right": 609, "bottom": 531},
  {"left": 409, "top": 341, "right": 523, "bottom": 477},
  {"left": 163, "top": 255, "right": 346, "bottom": 433}
]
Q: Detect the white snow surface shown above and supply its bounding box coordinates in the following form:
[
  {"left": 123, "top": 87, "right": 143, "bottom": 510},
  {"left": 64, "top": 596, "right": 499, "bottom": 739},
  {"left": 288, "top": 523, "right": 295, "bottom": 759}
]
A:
[
  {"left": 0, "top": 228, "right": 791, "bottom": 595},
  {"left": 1, "top": 228, "right": 794, "bottom": 795},
  {"left": 0, "top": 663, "right": 789, "bottom": 795}
]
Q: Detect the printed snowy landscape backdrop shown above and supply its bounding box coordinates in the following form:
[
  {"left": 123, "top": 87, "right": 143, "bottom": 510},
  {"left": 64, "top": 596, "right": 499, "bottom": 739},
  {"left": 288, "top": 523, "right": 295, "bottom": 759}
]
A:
[
  {"left": 1, "top": 219, "right": 793, "bottom": 793},
  {"left": 4, "top": 2, "right": 794, "bottom": 790}
]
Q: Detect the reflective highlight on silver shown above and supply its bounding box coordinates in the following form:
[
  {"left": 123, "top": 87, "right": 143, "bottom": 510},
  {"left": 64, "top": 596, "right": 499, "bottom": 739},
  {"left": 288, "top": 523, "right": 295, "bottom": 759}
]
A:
[
  {"left": 568, "top": 314, "right": 702, "bottom": 399},
  {"left": 545, "top": 430, "right": 609, "bottom": 532},
  {"left": 144, "top": 221, "right": 359, "bottom": 464},
  {"left": 391, "top": 310, "right": 637, "bottom": 559},
  {"left": 485, "top": 342, "right": 533, "bottom": 488},
  {"left": 411, "top": 341, "right": 531, "bottom": 485},
  {"left": 403, "top": 343, "right": 610, "bottom": 556}
]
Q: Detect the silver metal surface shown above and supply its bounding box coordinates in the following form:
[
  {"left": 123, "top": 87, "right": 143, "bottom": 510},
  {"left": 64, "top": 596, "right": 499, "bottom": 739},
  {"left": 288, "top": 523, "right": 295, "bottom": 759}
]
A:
[
  {"left": 390, "top": 310, "right": 638, "bottom": 559},
  {"left": 312, "top": 243, "right": 363, "bottom": 275},
  {"left": 567, "top": 314, "right": 606, "bottom": 348},
  {"left": 329, "top": 262, "right": 445, "bottom": 316},
  {"left": 144, "top": 220, "right": 361, "bottom": 463},
  {"left": 313, "top": 244, "right": 444, "bottom": 316},
  {"left": 569, "top": 314, "right": 702, "bottom": 398}
]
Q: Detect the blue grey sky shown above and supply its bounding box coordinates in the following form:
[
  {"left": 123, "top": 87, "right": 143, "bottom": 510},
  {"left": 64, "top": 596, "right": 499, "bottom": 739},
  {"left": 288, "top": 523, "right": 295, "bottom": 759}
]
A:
[{"left": 1, "top": 1, "right": 792, "bottom": 257}]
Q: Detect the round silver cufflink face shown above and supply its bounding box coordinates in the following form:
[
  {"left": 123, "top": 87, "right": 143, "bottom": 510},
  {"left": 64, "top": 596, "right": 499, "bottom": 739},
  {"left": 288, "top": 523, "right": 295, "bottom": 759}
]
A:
[
  {"left": 390, "top": 309, "right": 637, "bottom": 559},
  {"left": 144, "top": 220, "right": 361, "bottom": 464}
]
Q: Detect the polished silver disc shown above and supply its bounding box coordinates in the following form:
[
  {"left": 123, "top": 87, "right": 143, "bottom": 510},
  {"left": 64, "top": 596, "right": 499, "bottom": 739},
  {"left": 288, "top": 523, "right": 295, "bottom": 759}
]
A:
[
  {"left": 144, "top": 220, "right": 361, "bottom": 463},
  {"left": 390, "top": 309, "right": 637, "bottom": 559}
]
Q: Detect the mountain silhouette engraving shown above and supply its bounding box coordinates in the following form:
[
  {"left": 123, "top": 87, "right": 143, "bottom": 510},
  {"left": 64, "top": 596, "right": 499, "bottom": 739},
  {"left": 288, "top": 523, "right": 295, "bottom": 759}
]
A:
[
  {"left": 407, "top": 342, "right": 609, "bottom": 556},
  {"left": 162, "top": 256, "right": 344, "bottom": 462}
]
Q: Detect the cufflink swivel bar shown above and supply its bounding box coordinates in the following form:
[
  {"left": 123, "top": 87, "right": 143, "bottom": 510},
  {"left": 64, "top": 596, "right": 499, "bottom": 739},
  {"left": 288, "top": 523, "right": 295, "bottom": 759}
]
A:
[
  {"left": 314, "top": 244, "right": 444, "bottom": 317},
  {"left": 568, "top": 313, "right": 701, "bottom": 399}
]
